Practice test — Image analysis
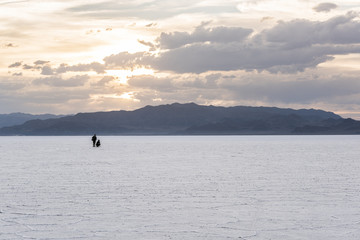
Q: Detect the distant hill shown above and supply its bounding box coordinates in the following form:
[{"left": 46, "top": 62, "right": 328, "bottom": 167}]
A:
[
  {"left": 0, "top": 103, "right": 359, "bottom": 135},
  {"left": 0, "top": 113, "right": 66, "bottom": 128}
]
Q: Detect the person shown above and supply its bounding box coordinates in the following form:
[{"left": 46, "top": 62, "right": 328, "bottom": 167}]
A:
[
  {"left": 96, "top": 139, "right": 101, "bottom": 147},
  {"left": 92, "top": 134, "right": 97, "bottom": 147}
]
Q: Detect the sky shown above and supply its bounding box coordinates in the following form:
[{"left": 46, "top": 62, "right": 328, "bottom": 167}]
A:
[{"left": 1, "top": 0, "right": 360, "bottom": 118}]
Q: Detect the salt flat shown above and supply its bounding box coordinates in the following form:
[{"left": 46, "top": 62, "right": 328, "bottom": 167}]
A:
[{"left": 0, "top": 136, "right": 360, "bottom": 239}]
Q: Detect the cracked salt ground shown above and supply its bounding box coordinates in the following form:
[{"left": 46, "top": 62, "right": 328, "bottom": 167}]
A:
[{"left": 0, "top": 135, "right": 360, "bottom": 239}]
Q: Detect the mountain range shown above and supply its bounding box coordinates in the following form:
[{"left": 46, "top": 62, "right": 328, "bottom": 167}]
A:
[
  {"left": 0, "top": 113, "right": 65, "bottom": 128},
  {"left": 1, "top": 103, "right": 360, "bottom": 135}
]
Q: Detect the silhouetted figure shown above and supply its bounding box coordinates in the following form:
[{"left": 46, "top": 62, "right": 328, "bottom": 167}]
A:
[
  {"left": 92, "top": 134, "right": 97, "bottom": 147},
  {"left": 96, "top": 139, "right": 101, "bottom": 147}
]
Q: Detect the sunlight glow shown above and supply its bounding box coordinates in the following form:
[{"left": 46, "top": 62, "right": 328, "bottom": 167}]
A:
[
  {"left": 90, "top": 92, "right": 140, "bottom": 102},
  {"left": 319, "top": 54, "right": 360, "bottom": 70},
  {"left": 106, "top": 68, "right": 155, "bottom": 84},
  {"left": 119, "top": 92, "right": 138, "bottom": 100}
]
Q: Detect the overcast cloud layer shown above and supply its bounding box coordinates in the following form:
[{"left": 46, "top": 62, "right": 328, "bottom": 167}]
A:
[{"left": 1, "top": 0, "right": 360, "bottom": 119}]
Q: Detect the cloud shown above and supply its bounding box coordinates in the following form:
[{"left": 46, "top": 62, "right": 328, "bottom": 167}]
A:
[
  {"left": 36, "top": 62, "right": 106, "bottom": 75},
  {"left": 122, "top": 70, "right": 360, "bottom": 110},
  {"left": 34, "top": 60, "right": 50, "bottom": 65},
  {"left": 13, "top": 89, "right": 92, "bottom": 106},
  {"left": 104, "top": 52, "right": 148, "bottom": 69},
  {"left": 85, "top": 29, "right": 103, "bottom": 35},
  {"left": 56, "top": 62, "right": 106, "bottom": 74},
  {"left": 127, "top": 73, "right": 223, "bottom": 92},
  {"left": 33, "top": 75, "right": 90, "bottom": 87},
  {"left": 22, "top": 64, "right": 34, "bottom": 70},
  {"left": 261, "top": 16, "right": 274, "bottom": 22},
  {"left": 10, "top": 60, "right": 106, "bottom": 76},
  {"left": 0, "top": 74, "right": 128, "bottom": 114},
  {"left": 104, "top": 42, "right": 356, "bottom": 74},
  {"left": 313, "top": 2, "right": 338, "bottom": 13},
  {"left": 4, "top": 3, "right": 360, "bottom": 116},
  {"left": 152, "top": 43, "right": 343, "bottom": 73},
  {"left": 265, "top": 12, "right": 360, "bottom": 47},
  {"left": 9, "top": 61, "right": 50, "bottom": 72},
  {"left": 23, "top": 64, "right": 41, "bottom": 70},
  {"left": 8, "top": 61, "right": 22, "bottom": 68},
  {"left": 157, "top": 24, "right": 253, "bottom": 49},
  {"left": 103, "top": 13, "right": 360, "bottom": 74},
  {"left": 0, "top": 77, "right": 26, "bottom": 91},
  {"left": 0, "top": 1, "right": 28, "bottom": 6},
  {"left": 127, "top": 75, "right": 176, "bottom": 92},
  {"left": 218, "top": 74, "right": 360, "bottom": 104},
  {"left": 145, "top": 23, "right": 157, "bottom": 28},
  {"left": 137, "top": 39, "right": 156, "bottom": 50},
  {"left": 0, "top": 29, "right": 28, "bottom": 38},
  {"left": 65, "top": 1, "right": 238, "bottom": 20},
  {"left": 93, "top": 76, "right": 116, "bottom": 86},
  {"left": 3, "top": 43, "right": 17, "bottom": 48},
  {"left": 41, "top": 66, "right": 54, "bottom": 75}
]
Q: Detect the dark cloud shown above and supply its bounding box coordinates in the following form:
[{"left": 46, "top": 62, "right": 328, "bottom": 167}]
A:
[
  {"left": 22, "top": 64, "right": 34, "bottom": 70},
  {"left": 34, "top": 60, "right": 50, "bottom": 65},
  {"left": 152, "top": 43, "right": 346, "bottom": 73},
  {"left": 145, "top": 23, "right": 157, "bottom": 28},
  {"left": 313, "top": 2, "right": 338, "bottom": 13},
  {"left": 261, "top": 16, "right": 274, "bottom": 22},
  {"left": 4, "top": 43, "right": 17, "bottom": 48},
  {"left": 265, "top": 12, "right": 360, "bottom": 47},
  {"left": 103, "top": 13, "right": 360, "bottom": 74},
  {"left": 157, "top": 24, "right": 253, "bottom": 49},
  {"left": 41, "top": 66, "right": 54, "bottom": 75},
  {"left": 93, "top": 76, "right": 116, "bottom": 86},
  {"left": 106, "top": 43, "right": 355, "bottom": 74},
  {"left": 104, "top": 52, "right": 148, "bottom": 69},
  {"left": 22, "top": 64, "right": 41, "bottom": 70},
  {"left": 8, "top": 61, "right": 22, "bottom": 68},
  {"left": 12, "top": 72, "right": 23, "bottom": 76}
]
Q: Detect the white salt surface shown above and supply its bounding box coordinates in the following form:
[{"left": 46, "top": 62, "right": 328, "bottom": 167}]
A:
[{"left": 0, "top": 135, "right": 360, "bottom": 239}]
